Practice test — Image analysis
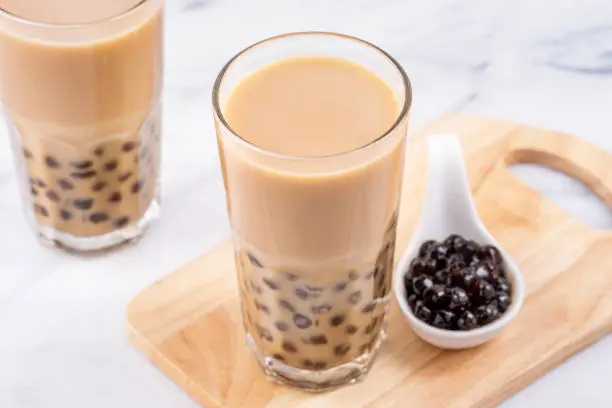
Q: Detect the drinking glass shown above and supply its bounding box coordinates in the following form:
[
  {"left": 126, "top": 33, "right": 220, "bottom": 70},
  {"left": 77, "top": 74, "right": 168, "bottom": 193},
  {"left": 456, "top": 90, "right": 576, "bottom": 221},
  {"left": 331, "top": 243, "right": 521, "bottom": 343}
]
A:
[
  {"left": 213, "top": 32, "right": 412, "bottom": 391},
  {"left": 0, "top": 0, "right": 164, "bottom": 252}
]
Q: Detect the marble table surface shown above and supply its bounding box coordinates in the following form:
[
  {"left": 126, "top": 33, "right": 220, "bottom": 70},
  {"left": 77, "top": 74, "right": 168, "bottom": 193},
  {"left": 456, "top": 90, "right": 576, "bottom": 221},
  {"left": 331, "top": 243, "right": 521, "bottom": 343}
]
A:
[{"left": 1, "top": 0, "right": 611, "bottom": 406}]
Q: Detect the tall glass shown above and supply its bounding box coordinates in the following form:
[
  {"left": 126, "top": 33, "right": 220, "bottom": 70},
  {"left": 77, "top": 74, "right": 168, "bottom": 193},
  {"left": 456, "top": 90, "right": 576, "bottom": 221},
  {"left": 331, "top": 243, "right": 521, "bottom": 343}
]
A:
[
  {"left": 0, "top": 0, "right": 163, "bottom": 252},
  {"left": 213, "top": 32, "right": 411, "bottom": 391}
]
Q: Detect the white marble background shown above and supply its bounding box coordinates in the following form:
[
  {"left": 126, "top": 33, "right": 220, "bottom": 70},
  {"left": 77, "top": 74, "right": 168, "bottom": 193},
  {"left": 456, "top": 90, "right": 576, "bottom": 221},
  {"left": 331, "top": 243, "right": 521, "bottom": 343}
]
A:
[{"left": 1, "top": 0, "right": 612, "bottom": 406}]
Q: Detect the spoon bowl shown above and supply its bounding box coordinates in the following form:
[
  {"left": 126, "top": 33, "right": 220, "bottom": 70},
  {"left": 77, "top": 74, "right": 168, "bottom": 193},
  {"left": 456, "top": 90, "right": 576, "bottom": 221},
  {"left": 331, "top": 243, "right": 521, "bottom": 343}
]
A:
[{"left": 394, "top": 133, "right": 525, "bottom": 349}]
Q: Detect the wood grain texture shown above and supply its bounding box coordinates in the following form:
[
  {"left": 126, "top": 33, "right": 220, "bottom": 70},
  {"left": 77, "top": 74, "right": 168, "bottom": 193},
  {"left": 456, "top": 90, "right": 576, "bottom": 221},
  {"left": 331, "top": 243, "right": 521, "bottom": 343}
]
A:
[{"left": 126, "top": 113, "right": 612, "bottom": 408}]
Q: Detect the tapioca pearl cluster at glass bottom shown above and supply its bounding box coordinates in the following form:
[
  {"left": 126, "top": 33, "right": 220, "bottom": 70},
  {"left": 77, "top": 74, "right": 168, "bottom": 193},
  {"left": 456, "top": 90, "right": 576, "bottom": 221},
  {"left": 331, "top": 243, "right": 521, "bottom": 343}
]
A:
[
  {"left": 16, "top": 116, "right": 160, "bottom": 237},
  {"left": 235, "top": 241, "right": 395, "bottom": 370},
  {"left": 404, "top": 234, "right": 513, "bottom": 331}
]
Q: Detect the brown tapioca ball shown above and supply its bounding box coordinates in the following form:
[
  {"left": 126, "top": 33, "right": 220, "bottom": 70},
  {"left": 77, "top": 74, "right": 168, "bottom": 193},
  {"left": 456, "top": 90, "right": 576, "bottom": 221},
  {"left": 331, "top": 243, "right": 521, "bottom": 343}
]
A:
[
  {"left": 23, "top": 148, "right": 33, "bottom": 159},
  {"left": 361, "top": 302, "right": 376, "bottom": 314},
  {"left": 330, "top": 314, "right": 346, "bottom": 327},
  {"left": 35, "top": 204, "right": 49, "bottom": 217},
  {"left": 104, "top": 160, "right": 118, "bottom": 172},
  {"left": 293, "top": 313, "right": 312, "bottom": 329},
  {"left": 282, "top": 341, "right": 298, "bottom": 353},
  {"left": 247, "top": 252, "right": 263, "bottom": 268},
  {"left": 93, "top": 146, "right": 105, "bottom": 157},
  {"left": 313, "top": 362, "right": 327, "bottom": 370},
  {"left": 279, "top": 300, "right": 295, "bottom": 313},
  {"left": 262, "top": 277, "right": 279, "bottom": 290},
  {"left": 130, "top": 180, "right": 144, "bottom": 194},
  {"left": 71, "top": 170, "right": 97, "bottom": 180},
  {"left": 345, "top": 325, "right": 358, "bottom": 335},
  {"left": 89, "top": 212, "right": 109, "bottom": 224},
  {"left": 272, "top": 354, "right": 286, "bottom": 363},
  {"left": 308, "top": 334, "right": 328, "bottom": 345},
  {"left": 70, "top": 160, "right": 93, "bottom": 170},
  {"left": 122, "top": 141, "right": 136, "bottom": 152},
  {"left": 364, "top": 269, "right": 376, "bottom": 280},
  {"left": 92, "top": 181, "right": 107, "bottom": 192},
  {"left": 275, "top": 321, "right": 289, "bottom": 332},
  {"left": 35, "top": 179, "right": 47, "bottom": 188},
  {"left": 250, "top": 281, "right": 263, "bottom": 295},
  {"left": 45, "top": 190, "right": 60, "bottom": 202},
  {"left": 108, "top": 192, "right": 122, "bottom": 203},
  {"left": 73, "top": 198, "right": 93, "bottom": 210},
  {"left": 57, "top": 179, "right": 74, "bottom": 191},
  {"left": 255, "top": 302, "right": 271, "bottom": 315},
  {"left": 364, "top": 317, "right": 381, "bottom": 335},
  {"left": 45, "top": 156, "right": 60, "bottom": 169},
  {"left": 118, "top": 172, "right": 132, "bottom": 183},
  {"left": 347, "top": 291, "right": 362, "bottom": 305},
  {"left": 334, "top": 344, "right": 351, "bottom": 357},
  {"left": 30, "top": 187, "right": 38, "bottom": 196},
  {"left": 359, "top": 344, "right": 370, "bottom": 354},
  {"left": 59, "top": 209, "right": 73, "bottom": 221},
  {"left": 334, "top": 282, "right": 348, "bottom": 292},
  {"left": 348, "top": 270, "right": 360, "bottom": 281},
  {"left": 302, "top": 360, "right": 314, "bottom": 369},
  {"left": 257, "top": 326, "right": 273, "bottom": 342},
  {"left": 114, "top": 216, "right": 130, "bottom": 228}
]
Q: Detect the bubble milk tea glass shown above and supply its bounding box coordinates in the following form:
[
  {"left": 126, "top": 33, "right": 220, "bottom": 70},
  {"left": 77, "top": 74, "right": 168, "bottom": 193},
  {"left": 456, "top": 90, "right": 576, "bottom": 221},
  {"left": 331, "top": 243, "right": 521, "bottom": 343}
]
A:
[
  {"left": 213, "top": 32, "right": 412, "bottom": 391},
  {"left": 0, "top": 0, "right": 163, "bottom": 252}
]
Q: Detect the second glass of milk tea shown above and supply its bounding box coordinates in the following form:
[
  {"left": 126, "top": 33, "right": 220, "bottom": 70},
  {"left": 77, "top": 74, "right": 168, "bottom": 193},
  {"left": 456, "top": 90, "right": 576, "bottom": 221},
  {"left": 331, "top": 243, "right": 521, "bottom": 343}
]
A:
[
  {"left": 0, "top": 0, "right": 163, "bottom": 252},
  {"left": 213, "top": 32, "right": 412, "bottom": 390}
]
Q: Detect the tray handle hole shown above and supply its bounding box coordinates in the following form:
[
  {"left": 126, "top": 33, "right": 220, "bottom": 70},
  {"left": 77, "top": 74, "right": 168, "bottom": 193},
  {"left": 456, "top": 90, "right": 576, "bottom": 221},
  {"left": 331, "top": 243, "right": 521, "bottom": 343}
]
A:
[{"left": 509, "top": 157, "right": 612, "bottom": 230}]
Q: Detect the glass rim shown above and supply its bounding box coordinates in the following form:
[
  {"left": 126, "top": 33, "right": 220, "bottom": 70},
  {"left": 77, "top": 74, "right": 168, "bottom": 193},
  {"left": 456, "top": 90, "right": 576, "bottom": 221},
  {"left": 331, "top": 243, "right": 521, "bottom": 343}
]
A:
[
  {"left": 0, "top": 0, "right": 150, "bottom": 28},
  {"left": 212, "top": 31, "right": 412, "bottom": 161}
]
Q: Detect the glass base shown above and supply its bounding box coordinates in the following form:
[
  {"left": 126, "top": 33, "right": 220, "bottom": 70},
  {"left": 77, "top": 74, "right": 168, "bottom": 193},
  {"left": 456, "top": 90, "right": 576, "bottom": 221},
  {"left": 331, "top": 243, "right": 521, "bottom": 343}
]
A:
[
  {"left": 247, "top": 328, "right": 387, "bottom": 392},
  {"left": 34, "top": 199, "right": 159, "bottom": 254}
]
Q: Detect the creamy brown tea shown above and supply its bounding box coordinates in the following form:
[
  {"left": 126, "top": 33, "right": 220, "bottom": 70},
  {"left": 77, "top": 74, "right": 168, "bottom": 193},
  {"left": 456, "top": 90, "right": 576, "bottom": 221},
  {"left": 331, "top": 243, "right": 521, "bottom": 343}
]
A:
[
  {"left": 0, "top": 0, "right": 163, "bottom": 251},
  {"left": 218, "top": 56, "right": 407, "bottom": 382}
]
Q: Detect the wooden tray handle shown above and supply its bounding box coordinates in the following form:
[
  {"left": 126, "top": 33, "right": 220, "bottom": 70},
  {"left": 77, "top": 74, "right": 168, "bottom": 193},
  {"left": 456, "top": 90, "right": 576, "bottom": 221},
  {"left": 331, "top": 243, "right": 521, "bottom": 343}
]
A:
[{"left": 504, "top": 130, "right": 612, "bottom": 209}]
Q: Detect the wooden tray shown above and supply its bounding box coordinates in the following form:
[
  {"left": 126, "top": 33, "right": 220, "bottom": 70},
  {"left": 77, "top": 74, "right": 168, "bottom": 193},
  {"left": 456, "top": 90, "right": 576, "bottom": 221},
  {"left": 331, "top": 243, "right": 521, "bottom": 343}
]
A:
[{"left": 127, "top": 113, "right": 612, "bottom": 408}]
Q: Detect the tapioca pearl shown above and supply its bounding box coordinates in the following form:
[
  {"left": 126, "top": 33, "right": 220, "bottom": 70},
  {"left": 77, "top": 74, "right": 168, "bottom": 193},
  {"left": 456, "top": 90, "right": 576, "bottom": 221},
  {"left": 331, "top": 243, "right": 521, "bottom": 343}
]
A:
[
  {"left": 71, "top": 170, "right": 97, "bottom": 180},
  {"left": 93, "top": 146, "right": 105, "bottom": 157},
  {"left": 348, "top": 270, "right": 360, "bottom": 281},
  {"left": 30, "top": 187, "right": 38, "bottom": 196},
  {"left": 118, "top": 172, "right": 132, "bottom": 183},
  {"left": 257, "top": 326, "right": 273, "bottom": 342},
  {"left": 330, "top": 314, "right": 346, "bottom": 327},
  {"left": 108, "top": 192, "right": 122, "bottom": 203},
  {"left": 104, "top": 160, "right": 118, "bottom": 172},
  {"left": 283, "top": 272, "right": 299, "bottom": 281},
  {"left": 23, "top": 148, "right": 33, "bottom": 160},
  {"left": 35, "top": 204, "right": 49, "bottom": 217},
  {"left": 35, "top": 179, "right": 47, "bottom": 188},
  {"left": 272, "top": 354, "right": 286, "bottom": 363},
  {"left": 308, "top": 334, "right": 328, "bottom": 345},
  {"left": 311, "top": 304, "right": 331, "bottom": 315},
  {"left": 364, "top": 269, "right": 376, "bottom": 280},
  {"left": 347, "top": 291, "right": 362, "bottom": 305},
  {"left": 359, "top": 344, "right": 370, "bottom": 355},
  {"left": 345, "top": 325, "right": 358, "bottom": 335},
  {"left": 275, "top": 321, "right": 289, "bottom": 332},
  {"left": 255, "top": 302, "right": 271, "bottom": 315},
  {"left": 250, "top": 281, "right": 263, "bottom": 295},
  {"left": 334, "top": 281, "right": 348, "bottom": 292},
  {"left": 295, "top": 288, "right": 309, "bottom": 300},
  {"left": 302, "top": 360, "right": 314, "bottom": 369},
  {"left": 70, "top": 160, "right": 93, "bottom": 170},
  {"left": 361, "top": 302, "right": 376, "bottom": 314},
  {"left": 59, "top": 209, "right": 73, "bottom": 221},
  {"left": 57, "top": 179, "right": 74, "bottom": 191},
  {"left": 91, "top": 181, "right": 107, "bottom": 192},
  {"left": 334, "top": 344, "right": 351, "bottom": 357},
  {"left": 313, "top": 362, "right": 327, "bottom": 370},
  {"left": 45, "top": 190, "right": 60, "bottom": 203},
  {"left": 293, "top": 313, "right": 312, "bottom": 329},
  {"left": 130, "top": 180, "right": 144, "bottom": 194},
  {"left": 114, "top": 216, "right": 130, "bottom": 228},
  {"left": 282, "top": 341, "right": 298, "bottom": 353},
  {"left": 90, "top": 212, "right": 109, "bottom": 224},
  {"left": 279, "top": 300, "right": 295, "bottom": 313},
  {"left": 305, "top": 284, "right": 323, "bottom": 293},
  {"left": 262, "top": 277, "right": 279, "bottom": 290},
  {"left": 73, "top": 198, "right": 94, "bottom": 211},
  {"left": 45, "top": 156, "right": 60, "bottom": 169},
  {"left": 364, "top": 318, "right": 379, "bottom": 335},
  {"left": 122, "top": 141, "right": 136, "bottom": 153},
  {"left": 247, "top": 252, "right": 263, "bottom": 268}
]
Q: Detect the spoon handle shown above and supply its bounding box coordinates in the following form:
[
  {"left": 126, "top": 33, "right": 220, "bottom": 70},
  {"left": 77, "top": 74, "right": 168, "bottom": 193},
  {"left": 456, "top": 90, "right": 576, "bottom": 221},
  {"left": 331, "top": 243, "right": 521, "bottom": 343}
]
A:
[{"left": 424, "top": 133, "right": 482, "bottom": 236}]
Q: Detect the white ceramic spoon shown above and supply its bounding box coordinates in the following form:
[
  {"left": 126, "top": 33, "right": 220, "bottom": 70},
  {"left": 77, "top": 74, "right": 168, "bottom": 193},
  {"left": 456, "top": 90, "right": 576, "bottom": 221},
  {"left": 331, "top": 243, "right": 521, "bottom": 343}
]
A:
[{"left": 394, "top": 133, "right": 525, "bottom": 349}]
